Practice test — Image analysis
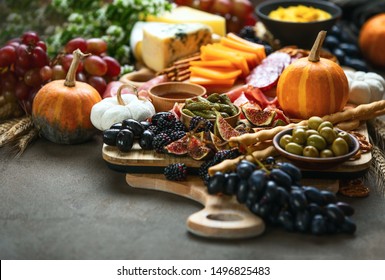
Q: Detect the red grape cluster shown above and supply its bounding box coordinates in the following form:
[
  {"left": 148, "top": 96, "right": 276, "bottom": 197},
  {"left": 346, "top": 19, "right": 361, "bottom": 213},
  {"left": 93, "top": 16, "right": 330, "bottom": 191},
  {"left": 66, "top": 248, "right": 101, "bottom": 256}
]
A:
[
  {"left": 0, "top": 31, "right": 49, "bottom": 115},
  {"left": 173, "top": 0, "right": 256, "bottom": 33},
  {"left": 53, "top": 37, "right": 121, "bottom": 97},
  {"left": 0, "top": 32, "right": 122, "bottom": 117}
]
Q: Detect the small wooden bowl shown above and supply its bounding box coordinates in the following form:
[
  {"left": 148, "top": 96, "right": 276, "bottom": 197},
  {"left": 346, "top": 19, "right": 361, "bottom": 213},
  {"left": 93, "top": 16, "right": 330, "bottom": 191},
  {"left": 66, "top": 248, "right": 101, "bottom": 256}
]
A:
[
  {"left": 119, "top": 67, "right": 155, "bottom": 88},
  {"left": 273, "top": 128, "right": 360, "bottom": 169},
  {"left": 180, "top": 103, "right": 241, "bottom": 128},
  {"left": 148, "top": 82, "right": 207, "bottom": 112}
]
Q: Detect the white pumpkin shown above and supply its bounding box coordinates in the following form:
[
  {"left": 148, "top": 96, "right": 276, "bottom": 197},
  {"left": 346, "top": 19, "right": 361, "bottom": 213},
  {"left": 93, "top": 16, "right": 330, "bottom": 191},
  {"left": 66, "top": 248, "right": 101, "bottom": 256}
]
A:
[
  {"left": 90, "top": 84, "right": 155, "bottom": 131},
  {"left": 344, "top": 70, "right": 385, "bottom": 105}
]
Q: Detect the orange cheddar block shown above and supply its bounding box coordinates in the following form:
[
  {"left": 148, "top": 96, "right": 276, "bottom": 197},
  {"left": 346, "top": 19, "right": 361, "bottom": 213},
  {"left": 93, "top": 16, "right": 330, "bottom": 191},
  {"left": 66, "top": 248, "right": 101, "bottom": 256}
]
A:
[
  {"left": 189, "top": 59, "right": 235, "bottom": 68},
  {"left": 190, "top": 66, "right": 242, "bottom": 80}
]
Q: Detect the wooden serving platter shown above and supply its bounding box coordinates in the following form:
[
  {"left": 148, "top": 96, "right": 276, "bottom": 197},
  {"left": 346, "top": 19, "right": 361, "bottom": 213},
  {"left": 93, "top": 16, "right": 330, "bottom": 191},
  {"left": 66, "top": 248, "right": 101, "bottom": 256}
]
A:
[
  {"left": 102, "top": 124, "right": 371, "bottom": 238},
  {"left": 126, "top": 173, "right": 265, "bottom": 239},
  {"left": 103, "top": 124, "right": 372, "bottom": 177}
]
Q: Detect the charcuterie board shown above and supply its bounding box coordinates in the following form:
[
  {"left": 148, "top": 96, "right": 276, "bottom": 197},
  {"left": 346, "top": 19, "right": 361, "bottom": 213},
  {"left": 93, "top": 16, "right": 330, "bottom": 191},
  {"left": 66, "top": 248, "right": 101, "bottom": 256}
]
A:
[
  {"left": 103, "top": 123, "right": 372, "bottom": 178},
  {"left": 102, "top": 123, "right": 371, "bottom": 239}
]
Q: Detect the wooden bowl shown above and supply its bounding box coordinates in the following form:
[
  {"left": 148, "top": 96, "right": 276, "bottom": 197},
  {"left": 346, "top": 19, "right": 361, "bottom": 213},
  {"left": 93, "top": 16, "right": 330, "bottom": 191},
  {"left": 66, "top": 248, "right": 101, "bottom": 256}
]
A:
[
  {"left": 148, "top": 82, "right": 207, "bottom": 112},
  {"left": 180, "top": 103, "right": 241, "bottom": 128},
  {"left": 273, "top": 128, "right": 360, "bottom": 169}
]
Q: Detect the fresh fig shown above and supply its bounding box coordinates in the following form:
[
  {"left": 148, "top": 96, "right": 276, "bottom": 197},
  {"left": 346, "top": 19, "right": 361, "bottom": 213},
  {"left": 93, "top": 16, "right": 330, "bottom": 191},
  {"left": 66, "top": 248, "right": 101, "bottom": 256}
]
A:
[
  {"left": 214, "top": 111, "right": 240, "bottom": 141},
  {"left": 241, "top": 104, "right": 276, "bottom": 126},
  {"left": 187, "top": 136, "right": 212, "bottom": 160},
  {"left": 165, "top": 135, "right": 189, "bottom": 156},
  {"left": 272, "top": 108, "right": 290, "bottom": 126},
  {"left": 209, "top": 131, "right": 230, "bottom": 151}
]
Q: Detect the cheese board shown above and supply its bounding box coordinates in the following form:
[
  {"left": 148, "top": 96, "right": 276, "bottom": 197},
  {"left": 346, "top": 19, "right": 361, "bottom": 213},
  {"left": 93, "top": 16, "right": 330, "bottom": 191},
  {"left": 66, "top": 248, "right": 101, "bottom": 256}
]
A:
[
  {"left": 103, "top": 123, "right": 372, "bottom": 178},
  {"left": 102, "top": 122, "right": 370, "bottom": 239}
]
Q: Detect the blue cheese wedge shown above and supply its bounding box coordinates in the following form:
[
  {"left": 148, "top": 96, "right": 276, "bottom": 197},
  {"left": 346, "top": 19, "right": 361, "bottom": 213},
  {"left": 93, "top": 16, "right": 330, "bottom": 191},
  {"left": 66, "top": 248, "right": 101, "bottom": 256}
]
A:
[{"left": 141, "top": 23, "right": 212, "bottom": 72}]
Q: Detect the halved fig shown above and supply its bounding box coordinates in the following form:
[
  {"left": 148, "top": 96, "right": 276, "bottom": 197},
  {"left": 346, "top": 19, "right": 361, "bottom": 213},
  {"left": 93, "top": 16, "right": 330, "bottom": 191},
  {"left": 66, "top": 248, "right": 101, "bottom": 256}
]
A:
[{"left": 241, "top": 103, "right": 276, "bottom": 126}]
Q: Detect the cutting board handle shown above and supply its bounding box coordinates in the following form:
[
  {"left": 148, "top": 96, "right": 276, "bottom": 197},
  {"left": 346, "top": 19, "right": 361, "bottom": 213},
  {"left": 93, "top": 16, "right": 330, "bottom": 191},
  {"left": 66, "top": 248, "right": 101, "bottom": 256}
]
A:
[{"left": 126, "top": 174, "right": 265, "bottom": 239}]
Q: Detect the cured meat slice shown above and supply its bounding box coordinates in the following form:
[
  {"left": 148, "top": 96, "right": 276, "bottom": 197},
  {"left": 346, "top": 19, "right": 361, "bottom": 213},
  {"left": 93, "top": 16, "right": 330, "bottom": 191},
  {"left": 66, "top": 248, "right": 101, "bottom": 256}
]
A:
[{"left": 246, "top": 52, "right": 291, "bottom": 91}]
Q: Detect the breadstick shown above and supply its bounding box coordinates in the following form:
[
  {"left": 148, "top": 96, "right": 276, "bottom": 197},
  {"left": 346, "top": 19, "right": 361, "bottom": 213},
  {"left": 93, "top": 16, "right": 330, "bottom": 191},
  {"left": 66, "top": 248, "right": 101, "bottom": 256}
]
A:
[
  {"left": 335, "top": 119, "right": 360, "bottom": 131},
  {"left": 208, "top": 155, "right": 243, "bottom": 176},
  {"left": 322, "top": 100, "right": 385, "bottom": 124},
  {"left": 360, "top": 108, "right": 385, "bottom": 121},
  {"left": 208, "top": 145, "right": 278, "bottom": 176},
  {"left": 245, "top": 140, "right": 273, "bottom": 153},
  {"left": 229, "top": 120, "right": 307, "bottom": 147}
]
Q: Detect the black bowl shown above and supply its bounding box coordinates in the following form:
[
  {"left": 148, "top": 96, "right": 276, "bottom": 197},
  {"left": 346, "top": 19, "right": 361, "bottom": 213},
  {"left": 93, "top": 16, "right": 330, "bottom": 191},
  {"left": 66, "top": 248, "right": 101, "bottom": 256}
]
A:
[
  {"left": 273, "top": 128, "right": 360, "bottom": 170},
  {"left": 255, "top": 0, "right": 342, "bottom": 49}
]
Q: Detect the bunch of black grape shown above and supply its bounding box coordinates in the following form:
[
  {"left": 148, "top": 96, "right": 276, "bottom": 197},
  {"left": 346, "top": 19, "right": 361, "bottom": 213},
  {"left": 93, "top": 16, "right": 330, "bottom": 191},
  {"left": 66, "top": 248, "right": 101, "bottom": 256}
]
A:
[{"left": 207, "top": 157, "right": 356, "bottom": 235}]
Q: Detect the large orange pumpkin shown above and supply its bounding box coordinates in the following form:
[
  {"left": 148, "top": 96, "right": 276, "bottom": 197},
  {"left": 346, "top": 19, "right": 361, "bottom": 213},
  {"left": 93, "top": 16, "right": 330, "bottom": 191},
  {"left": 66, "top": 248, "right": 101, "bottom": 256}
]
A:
[
  {"left": 359, "top": 13, "right": 385, "bottom": 68},
  {"left": 276, "top": 31, "right": 349, "bottom": 119},
  {"left": 32, "top": 50, "right": 102, "bottom": 144}
]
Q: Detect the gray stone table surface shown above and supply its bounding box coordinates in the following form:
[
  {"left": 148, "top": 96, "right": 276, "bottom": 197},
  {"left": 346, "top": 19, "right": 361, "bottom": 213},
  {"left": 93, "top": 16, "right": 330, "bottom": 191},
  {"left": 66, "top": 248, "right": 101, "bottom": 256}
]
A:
[{"left": 1, "top": 135, "right": 385, "bottom": 260}]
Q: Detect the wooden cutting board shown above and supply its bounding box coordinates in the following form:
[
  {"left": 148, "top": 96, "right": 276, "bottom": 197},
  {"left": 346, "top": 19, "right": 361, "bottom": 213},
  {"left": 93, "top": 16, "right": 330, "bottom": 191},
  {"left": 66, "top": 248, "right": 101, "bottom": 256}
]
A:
[
  {"left": 102, "top": 124, "right": 370, "bottom": 239},
  {"left": 103, "top": 124, "right": 372, "bottom": 177},
  {"left": 125, "top": 173, "right": 265, "bottom": 239}
]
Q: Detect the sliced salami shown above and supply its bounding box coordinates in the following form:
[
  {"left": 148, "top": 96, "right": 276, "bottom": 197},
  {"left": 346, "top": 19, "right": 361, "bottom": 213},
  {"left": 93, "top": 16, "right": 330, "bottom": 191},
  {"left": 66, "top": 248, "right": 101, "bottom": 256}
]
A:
[{"left": 246, "top": 52, "right": 291, "bottom": 91}]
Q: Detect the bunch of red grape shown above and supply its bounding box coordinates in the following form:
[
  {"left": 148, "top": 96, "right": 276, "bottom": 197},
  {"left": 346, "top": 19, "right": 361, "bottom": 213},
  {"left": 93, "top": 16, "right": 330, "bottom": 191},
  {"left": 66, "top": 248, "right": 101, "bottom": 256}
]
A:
[
  {"left": 0, "top": 31, "right": 50, "bottom": 116},
  {"left": 173, "top": 0, "right": 256, "bottom": 33},
  {"left": 0, "top": 32, "right": 122, "bottom": 118},
  {"left": 53, "top": 37, "right": 121, "bottom": 96}
]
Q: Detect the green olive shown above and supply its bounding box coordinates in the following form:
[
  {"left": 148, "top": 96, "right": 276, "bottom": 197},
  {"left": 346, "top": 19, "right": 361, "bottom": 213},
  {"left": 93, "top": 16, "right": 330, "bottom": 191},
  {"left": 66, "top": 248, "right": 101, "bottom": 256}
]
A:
[
  {"left": 320, "top": 149, "right": 334, "bottom": 158},
  {"left": 293, "top": 126, "right": 308, "bottom": 133},
  {"left": 306, "top": 134, "right": 327, "bottom": 150},
  {"left": 285, "top": 142, "right": 304, "bottom": 155},
  {"left": 337, "top": 131, "right": 352, "bottom": 146},
  {"left": 292, "top": 128, "right": 307, "bottom": 145},
  {"left": 308, "top": 116, "right": 323, "bottom": 130},
  {"left": 305, "top": 129, "right": 319, "bottom": 138},
  {"left": 279, "top": 134, "right": 292, "bottom": 148},
  {"left": 319, "top": 126, "right": 337, "bottom": 144},
  {"left": 317, "top": 121, "right": 334, "bottom": 132},
  {"left": 331, "top": 137, "right": 349, "bottom": 156},
  {"left": 303, "top": 146, "right": 320, "bottom": 157}
]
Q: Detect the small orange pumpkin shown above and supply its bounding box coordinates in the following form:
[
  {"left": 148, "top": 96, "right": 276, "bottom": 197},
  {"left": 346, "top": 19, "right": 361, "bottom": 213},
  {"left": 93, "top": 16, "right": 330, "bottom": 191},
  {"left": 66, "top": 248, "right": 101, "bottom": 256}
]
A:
[
  {"left": 359, "top": 13, "right": 385, "bottom": 68},
  {"left": 32, "top": 49, "right": 102, "bottom": 144},
  {"left": 276, "top": 31, "right": 349, "bottom": 119}
]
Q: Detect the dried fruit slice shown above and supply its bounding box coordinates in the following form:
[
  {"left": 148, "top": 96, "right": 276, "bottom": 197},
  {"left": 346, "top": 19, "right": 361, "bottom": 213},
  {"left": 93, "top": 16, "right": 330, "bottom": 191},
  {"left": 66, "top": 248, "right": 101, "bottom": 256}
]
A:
[
  {"left": 241, "top": 104, "right": 276, "bottom": 126},
  {"left": 165, "top": 135, "right": 189, "bottom": 155},
  {"left": 214, "top": 111, "right": 241, "bottom": 141}
]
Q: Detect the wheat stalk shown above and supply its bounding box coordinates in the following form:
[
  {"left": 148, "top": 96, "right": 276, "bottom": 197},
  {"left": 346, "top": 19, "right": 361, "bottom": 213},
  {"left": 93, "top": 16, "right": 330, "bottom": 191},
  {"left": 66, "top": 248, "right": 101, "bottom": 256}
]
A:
[
  {"left": 366, "top": 144, "right": 385, "bottom": 197},
  {"left": 0, "top": 116, "right": 34, "bottom": 147},
  {"left": 11, "top": 127, "right": 39, "bottom": 158},
  {"left": 0, "top": 118, "right": 22, "bottom": 135},
  {"left": 370, "top": 118, "right": 385, "bottom": 151}
]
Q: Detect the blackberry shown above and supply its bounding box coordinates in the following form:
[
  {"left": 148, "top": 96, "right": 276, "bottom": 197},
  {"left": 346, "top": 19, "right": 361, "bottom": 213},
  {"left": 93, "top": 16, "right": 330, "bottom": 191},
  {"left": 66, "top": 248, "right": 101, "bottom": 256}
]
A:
[
  {"left": 174, "top": 120, "right": 186, "bottom": 132},
  {"left": 212, "top": 149, "right": 241, "bottom": 164},
  {"left": 164, "top": 163, "right": 187, "bottom": 181},
  {"left": 170, "top": 130, "right": 186, "bottom": 141},
  {"left": 148, "top": 125, "right": 160, "bottom": 135},
  {"left": 188, "top": 116, "right": 213, "bottom": 132},
  {"left": 157, "top": 116, "right": 179, "bottom": 132},
  {"left": 152, "top": 132, "right": 172, "bottom": 153},
  {"left": 150, "top": 112, "right": 175, "bottom": 125}
]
